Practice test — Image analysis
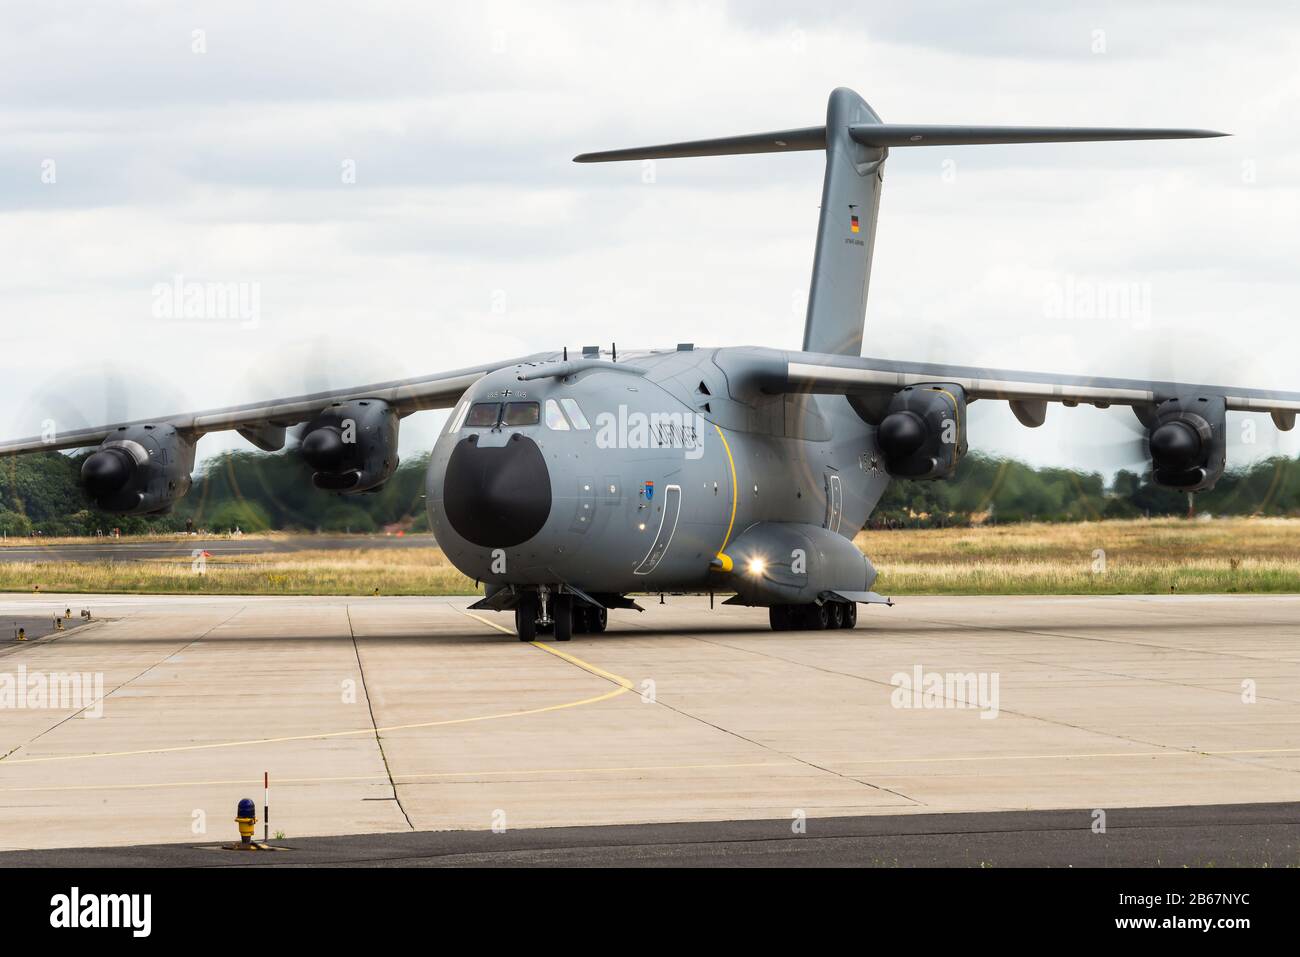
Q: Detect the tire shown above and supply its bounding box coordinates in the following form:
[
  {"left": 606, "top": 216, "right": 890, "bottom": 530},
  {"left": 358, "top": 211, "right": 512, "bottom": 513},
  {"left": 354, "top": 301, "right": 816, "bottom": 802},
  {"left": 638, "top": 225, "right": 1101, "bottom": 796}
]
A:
[
  {"left": 828, "top": 602, "right": 845, "bottom": 629},
  {"left": 553, "top": 596, "right": 573, "bottom": 641},
  {"left": 791, "top": 604, "right": 820, "bottom": 630},
  {"left": 515, "top": 595, "right": 538, "bottom": 642},
  {"left": 841, "top": 602, "right": 858, "bottom": 629},
  {"left": 769, "top": 606, "right": 791, "bottom": 631},
  {"left": 590, "top": 607, "right": 608, "bottom": 633},
  {"left": 812, "top": 603, "right": 830, "bottom": 630},
  {"left": 573, "top": 606, "right": 589, "bottom": 634}
]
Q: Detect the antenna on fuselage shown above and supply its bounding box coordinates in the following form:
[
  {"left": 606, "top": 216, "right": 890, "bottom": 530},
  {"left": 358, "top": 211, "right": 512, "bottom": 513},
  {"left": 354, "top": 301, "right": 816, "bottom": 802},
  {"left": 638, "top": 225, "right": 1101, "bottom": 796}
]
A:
[{"left": 612, "top": 342, "right": 617, "bottom": 363}]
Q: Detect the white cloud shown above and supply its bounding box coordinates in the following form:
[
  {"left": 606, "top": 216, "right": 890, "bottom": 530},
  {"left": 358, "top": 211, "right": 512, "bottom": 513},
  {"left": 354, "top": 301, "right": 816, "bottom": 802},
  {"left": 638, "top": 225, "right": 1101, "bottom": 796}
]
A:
[{"left": 2, "top": 0, "right": 1298, "bottom": 476}]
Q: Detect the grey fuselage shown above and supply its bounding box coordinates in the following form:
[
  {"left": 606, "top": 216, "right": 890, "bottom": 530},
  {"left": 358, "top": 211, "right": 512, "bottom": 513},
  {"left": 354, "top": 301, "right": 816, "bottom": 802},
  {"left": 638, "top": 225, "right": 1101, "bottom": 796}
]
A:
[{"left": 426, "top": 346, "right": 890, "bottom": 594}]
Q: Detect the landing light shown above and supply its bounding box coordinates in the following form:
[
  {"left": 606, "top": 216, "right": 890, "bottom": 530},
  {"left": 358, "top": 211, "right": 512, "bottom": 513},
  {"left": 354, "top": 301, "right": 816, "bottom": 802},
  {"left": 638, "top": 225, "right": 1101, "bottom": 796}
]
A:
[{"left": 747, "top": 558, "right": 766, "bottom": 576}]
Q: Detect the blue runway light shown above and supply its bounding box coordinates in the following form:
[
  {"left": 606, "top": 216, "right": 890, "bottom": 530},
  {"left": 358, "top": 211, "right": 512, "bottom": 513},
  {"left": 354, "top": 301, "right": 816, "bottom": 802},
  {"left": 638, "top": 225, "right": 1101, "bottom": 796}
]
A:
[{"left": 235, "top": 797, "right": 258, "bottom": 846}]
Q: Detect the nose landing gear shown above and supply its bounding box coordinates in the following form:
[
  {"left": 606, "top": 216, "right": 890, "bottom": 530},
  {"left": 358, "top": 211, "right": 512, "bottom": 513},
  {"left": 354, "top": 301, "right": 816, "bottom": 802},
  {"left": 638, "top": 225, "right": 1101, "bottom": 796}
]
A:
[
  {"left": 552, "top": 595, "right": 573, "bottom": 641},
  {"left": 514, "top": 593, "right": 539, "bottom": 642},
  {"left": 513, "top": 587, "right": 584, "bottom": 641}
]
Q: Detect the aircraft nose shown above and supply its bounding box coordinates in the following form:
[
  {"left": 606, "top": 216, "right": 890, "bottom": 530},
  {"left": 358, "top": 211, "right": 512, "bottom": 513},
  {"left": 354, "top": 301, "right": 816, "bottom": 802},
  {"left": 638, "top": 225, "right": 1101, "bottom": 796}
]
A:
[{"left": 443, "top": 433, "right": 552, "bottom": 548}]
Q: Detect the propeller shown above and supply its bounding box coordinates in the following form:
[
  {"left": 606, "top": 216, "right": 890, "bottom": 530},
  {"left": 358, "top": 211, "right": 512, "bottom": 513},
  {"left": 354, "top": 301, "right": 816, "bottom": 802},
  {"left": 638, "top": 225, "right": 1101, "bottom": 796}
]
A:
[
  {"left": 8, "top": 364, "right": 184, "bottom": 520},
  {"left": 233, "top": 340, "right": 420, "bottom": 521},
  {"left": 1092, "top": 403, "right": 1284, "bottom": 487},
  {"left": 291, "top": 341, "right": 364, "bottom": 482}
]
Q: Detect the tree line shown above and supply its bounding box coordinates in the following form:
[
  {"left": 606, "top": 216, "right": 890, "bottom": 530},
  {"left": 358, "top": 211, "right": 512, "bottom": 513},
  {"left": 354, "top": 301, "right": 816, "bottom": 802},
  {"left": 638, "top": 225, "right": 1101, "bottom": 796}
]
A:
[
  {"left": 871, "top": 454, "right": 1300, "bottom": 527},
  {"left": 0, "top": 450, "right": 430, "bottom": 536},
  {"left": 2, "top": 448, "right": 1300, "bottom": 537}
]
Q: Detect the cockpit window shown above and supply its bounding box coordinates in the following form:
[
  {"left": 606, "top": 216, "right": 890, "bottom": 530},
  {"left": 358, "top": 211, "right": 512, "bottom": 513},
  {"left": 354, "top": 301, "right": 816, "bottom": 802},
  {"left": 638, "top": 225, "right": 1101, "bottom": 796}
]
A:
[
  {"left": 502, "top": 401, "right": 540, "bottom": 426},
  {"left": 544, "top": 399, "right": 570, "bottom": 430},
  {"left": 464, "top": 402, "right": 501, "bottom": 428},
  {"left": 559, "top": 397, "right": 590, "bottom": 430}
]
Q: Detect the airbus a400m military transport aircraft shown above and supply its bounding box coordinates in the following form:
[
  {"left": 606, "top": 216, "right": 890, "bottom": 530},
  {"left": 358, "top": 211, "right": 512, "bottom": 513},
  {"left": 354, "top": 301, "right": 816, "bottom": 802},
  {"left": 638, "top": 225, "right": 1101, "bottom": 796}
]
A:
[{"left": 4, "top": 88, "right": 1296, "bottom": 640}]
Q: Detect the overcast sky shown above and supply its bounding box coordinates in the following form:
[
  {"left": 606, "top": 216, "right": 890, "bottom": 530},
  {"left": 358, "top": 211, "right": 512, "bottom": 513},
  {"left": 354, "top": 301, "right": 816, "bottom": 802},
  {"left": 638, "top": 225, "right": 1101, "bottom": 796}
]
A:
[{"left": 2, "top": 1, "right": 1298, "bottom": 476}]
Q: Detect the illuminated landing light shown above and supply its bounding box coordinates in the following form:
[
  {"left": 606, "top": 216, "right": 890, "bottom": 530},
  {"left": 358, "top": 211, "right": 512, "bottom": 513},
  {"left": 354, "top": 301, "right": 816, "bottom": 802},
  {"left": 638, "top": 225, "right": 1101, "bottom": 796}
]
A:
[
  {"left": 638, "top": 522, "right": 647, "bottom": 531},
  {"left": 747, "top": 558, "right": 767, "bottom": 576}
]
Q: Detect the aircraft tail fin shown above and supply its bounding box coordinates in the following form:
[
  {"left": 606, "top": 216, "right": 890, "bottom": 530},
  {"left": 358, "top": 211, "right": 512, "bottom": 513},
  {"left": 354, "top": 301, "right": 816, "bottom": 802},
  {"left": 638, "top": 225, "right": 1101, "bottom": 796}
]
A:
[{"left": 575, "top": 89, "right": 1226, "bottom": 357}]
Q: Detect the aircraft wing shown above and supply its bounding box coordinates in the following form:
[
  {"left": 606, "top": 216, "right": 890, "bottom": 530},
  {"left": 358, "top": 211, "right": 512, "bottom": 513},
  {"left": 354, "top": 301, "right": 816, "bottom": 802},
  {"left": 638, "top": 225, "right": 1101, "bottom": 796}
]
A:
[
  {"left": 754, "top": 350, "right": 1300, "bottom": 429},
  {"left": 0, "top": 352, "right": 554, "bottom": 456}
]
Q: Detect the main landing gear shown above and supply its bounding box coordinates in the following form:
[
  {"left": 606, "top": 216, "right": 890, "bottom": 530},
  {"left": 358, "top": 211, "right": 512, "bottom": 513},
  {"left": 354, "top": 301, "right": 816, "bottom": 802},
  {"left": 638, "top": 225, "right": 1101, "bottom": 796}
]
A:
[{"left": 768, "top": 600, "right": 857, "bottom": 632}]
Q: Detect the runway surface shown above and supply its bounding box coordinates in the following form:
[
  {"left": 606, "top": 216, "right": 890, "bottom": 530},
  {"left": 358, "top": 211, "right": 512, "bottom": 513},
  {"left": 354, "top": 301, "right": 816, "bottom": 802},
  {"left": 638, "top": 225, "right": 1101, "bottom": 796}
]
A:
[
  {"left": 0, "top": 614, "right": 89, "bottom": 644},
  {"left": 0, "top": 533, "right": 434, "bottom": 563},
  {"left": 3, "top": 802, "right": 1296, "bottom": 867},
  {"left": 1, "top": 593, "right": 1299, "bottom": 856}
]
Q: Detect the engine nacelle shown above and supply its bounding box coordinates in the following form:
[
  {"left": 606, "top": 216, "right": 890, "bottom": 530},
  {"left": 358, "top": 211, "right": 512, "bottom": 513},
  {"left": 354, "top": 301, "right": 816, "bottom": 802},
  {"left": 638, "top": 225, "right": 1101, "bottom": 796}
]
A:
[
  {"left": 874, "top": 382, "right": 968, "bottom": 479},
  {"left": 1140, "top": 395, "right": 1226, "bottom": 491},
  {"left": 724, "top": 522, "right": 876, "bottom": 606},
  {"left": 80, "top": 424, "right": 196, "bottom": 514},
  {"left": 300, "top": 399, "right": 399, "bottom": 493}
]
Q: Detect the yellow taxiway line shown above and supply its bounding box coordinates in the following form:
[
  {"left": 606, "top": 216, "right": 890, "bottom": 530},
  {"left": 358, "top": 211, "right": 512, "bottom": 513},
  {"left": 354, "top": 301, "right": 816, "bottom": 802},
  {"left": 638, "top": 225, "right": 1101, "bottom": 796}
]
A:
[
  {"left": 458, "top": 607, "right": 634, "bottom": 691},
  {"left": 0, "top": 606, "right": 633, "bottom": 767}
]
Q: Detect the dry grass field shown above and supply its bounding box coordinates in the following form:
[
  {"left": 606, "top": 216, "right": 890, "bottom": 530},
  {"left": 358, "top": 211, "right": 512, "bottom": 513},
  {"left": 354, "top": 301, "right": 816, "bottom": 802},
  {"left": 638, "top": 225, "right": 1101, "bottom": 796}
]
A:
[
  {"left": 0, "top": 531, "right": 278, "bottom": 547},
  {"left": 858, "top": 517, "right": 1300, "bottom": 595},
  {"left": 0, "top": 517, "right": 1295, "bottom": 596},
  {"left": 0, "top": 547, "right": 472, "bottom": 596}
]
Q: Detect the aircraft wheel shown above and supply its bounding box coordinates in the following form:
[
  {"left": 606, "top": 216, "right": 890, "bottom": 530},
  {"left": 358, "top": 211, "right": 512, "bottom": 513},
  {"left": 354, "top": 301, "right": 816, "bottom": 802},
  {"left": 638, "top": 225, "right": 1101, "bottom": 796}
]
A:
[
  {"left": 553, "top": 596, "right": 573, "bottom": 641},
  {"left": 768, "top": 606, "right": 792, "bottom": 631},
  {"left": 828, "top": 602, "right": 845, "bottom": 629},
  {"left": 791, "top": 604, "right": 816, "bottom": 630},
  {"left": 573, "top": 606, "right": 590, "bottom": 634},
  {"left": 841, "top": 602, "right": 858, "bottom": 629},
  {"left": 515, "top": 595, "right": 539, "bottom": 642},
  {"left": 589, "top": 607, "right": 608, "bottom": 633},
  {"left": 810, "top": 603, "right": 830, "bottom": 630}
]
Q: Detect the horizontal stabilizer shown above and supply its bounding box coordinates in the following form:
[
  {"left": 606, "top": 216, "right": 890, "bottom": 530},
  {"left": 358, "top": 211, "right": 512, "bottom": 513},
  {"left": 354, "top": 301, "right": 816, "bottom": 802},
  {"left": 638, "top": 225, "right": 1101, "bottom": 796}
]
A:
[
  {"left": 574, "top": 126, "right": 825, "bottom": 163},
  {"left": 849, "top": 124, "right": 1227, "bottom": 147},
  {"left": 575, "top": 123, "right": 1226, "bottom": 163}
]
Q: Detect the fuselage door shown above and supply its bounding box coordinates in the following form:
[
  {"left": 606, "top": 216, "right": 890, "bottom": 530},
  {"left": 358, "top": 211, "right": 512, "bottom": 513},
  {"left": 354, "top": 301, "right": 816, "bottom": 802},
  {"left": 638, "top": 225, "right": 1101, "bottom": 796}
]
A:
[{"left": 634, "top": 483, "right": 683, "bottom": 576}]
